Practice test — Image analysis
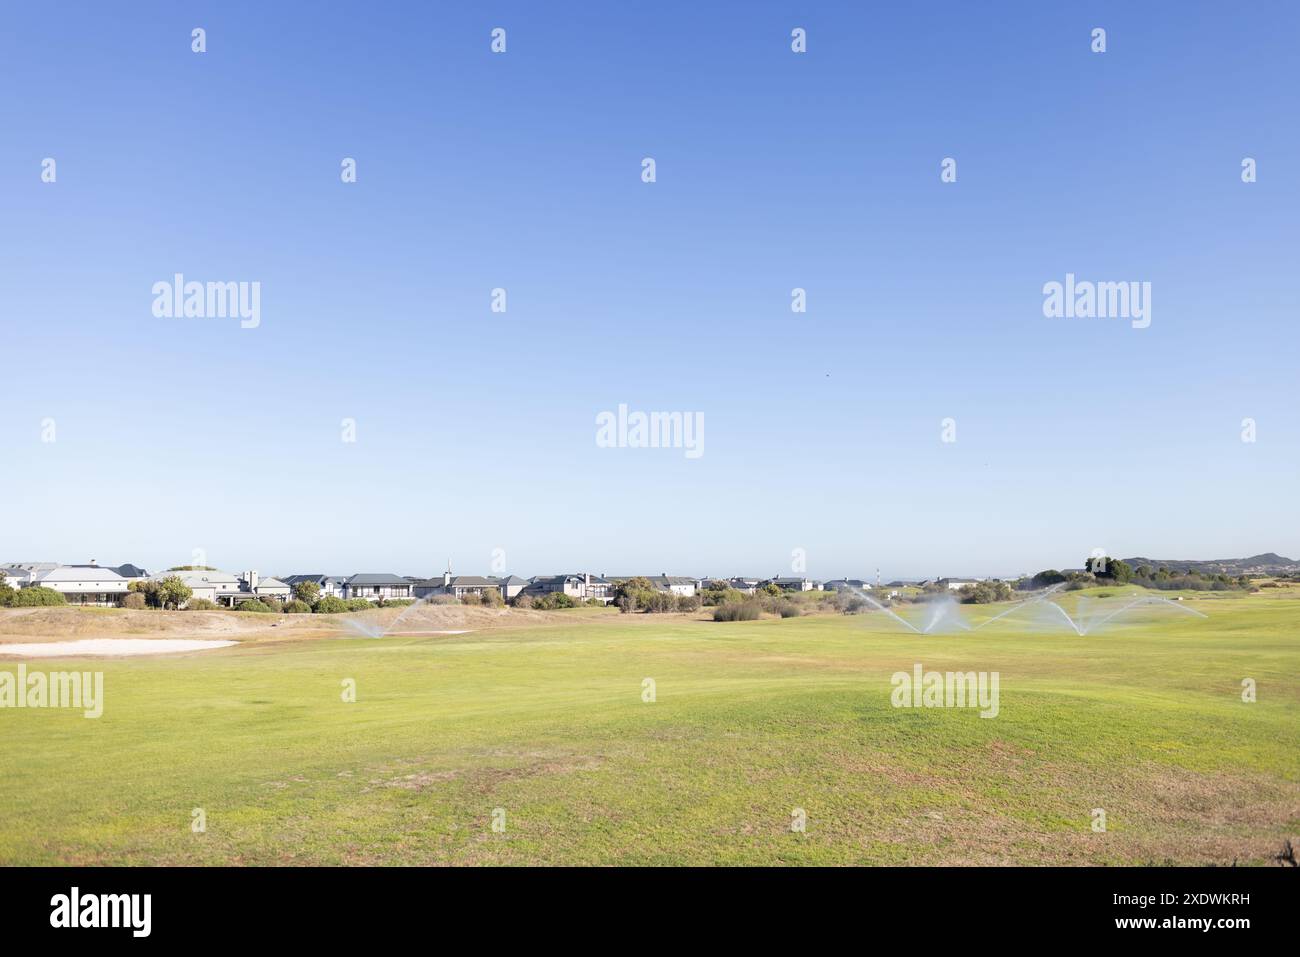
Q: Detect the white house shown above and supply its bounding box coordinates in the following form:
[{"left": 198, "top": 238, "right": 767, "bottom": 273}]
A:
[
  {"left": 343, "top": 574, "right": 413, "bottom": 601},
  {"left": 281, "top": 575, "right": 346, "bottom": 600},
  {"left": 764, "top": 577, "right": 820, "bottom": 592},
  {"left": 31, "top": 566, "right": 130, "bottom": 606},
  {"left": 644, "top": 575, "right": 696, "bottom": 597},
  {"left": 239, "top": 571, "right": 291, "bottom": 604},
  {"left": 524, "top": 574, "right": 614, "bottom": 604},
  {"left": 153, "top": 569, "right": 243, "bottom": 606}
]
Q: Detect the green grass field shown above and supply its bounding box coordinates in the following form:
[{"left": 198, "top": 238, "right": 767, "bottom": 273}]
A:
[{"left": 2, "top": 589, "right": 1297, "bottom": 865}]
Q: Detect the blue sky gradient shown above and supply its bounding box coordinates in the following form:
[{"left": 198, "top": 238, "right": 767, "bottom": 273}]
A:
[{"left": 2, "top": 2, "right": 1297, "bottom": 579}]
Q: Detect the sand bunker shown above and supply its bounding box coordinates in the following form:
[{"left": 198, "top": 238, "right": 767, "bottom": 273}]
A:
[{"left": 0, "top": 639, "right": 237, "bottom": 658}]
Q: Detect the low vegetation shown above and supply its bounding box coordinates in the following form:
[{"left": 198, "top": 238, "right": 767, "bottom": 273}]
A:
[{"left": 3, "top": 588, "right": 1295, "bottom": 865}]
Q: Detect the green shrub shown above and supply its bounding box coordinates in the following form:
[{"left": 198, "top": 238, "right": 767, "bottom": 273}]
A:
[
  {"left": 186, "top": 598, "right": 220, "bottom": 611},
  {"left": 283, "top": 600, "right": 312, "bottom": 614},
  {"left": 313, "top": 596, "right": 349, "bottom": 614},
  {"left": 119, "top": 592, "right": 148, "bottom": 609},
  {"left": 345, "top": 598, "right": 375, "bottom": 611},
  {"left": 713, "top": 600, "right": 761, "bottom": 622},
  {"left": 11, "top": 586, "right": 67, "bottom": 607},
  {"left": 260, "top": 597, "right": 284, "bottom": 614},
  {"left": 385, "top": 599, "right": 415, "bottom": 608},
  {"left": 235, "top": 599, "right": 273, "bottom": 613},
  {"left": 676, "top": 595, "right": 701, "bottom": 612}
]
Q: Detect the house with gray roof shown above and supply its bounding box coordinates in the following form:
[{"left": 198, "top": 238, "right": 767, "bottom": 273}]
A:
[
  {"left": 281, "top": 574, "right": 346, "bottom": 600},
  {"left": 343, "top": 573, "right": 413, "bottom": 601},
  {"left": 32, "top": 565, "right": 131, "bottom": 606},
  {"left": 413, "top": 570, "right": 503, "bottom": 601},
  {"left": 763, "top": 577, "right": 822, "bottom": 592},
  {"left": 151, "top": 569, "right": 244, "bottom": 606},
  {"left": 524, "top": 573, "right": 614, "bottom": 604}
]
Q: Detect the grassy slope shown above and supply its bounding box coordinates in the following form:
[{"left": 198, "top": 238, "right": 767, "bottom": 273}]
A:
[{"left": 1, "top": 591, "right": 1297, "bottom": 865}]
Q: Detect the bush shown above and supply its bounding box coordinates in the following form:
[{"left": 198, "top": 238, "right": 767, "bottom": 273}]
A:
[
  {"left": 481, "top": 588, "right": 505, "bottom": 608},
  {"left": 186, "top": 598, "right": 219, "bottom": 611},
  {"left": 461, "top": 592, "right": 483, "bottom": 606},
  {"left": 120, "top": 592, "right": 147, "bottom": 609},
  {"left": 345, "top": 598, "right": 375, "bottom": 611},
  {"left": 11, "top": 586, "right": 67, "bottom": 607},
  {"left": 512, "top": 594, "right": 534, "bottom": 609},
  {"left": 533, "top": 591, "right": 576, "bottom": 610},
  {"left": 385, "top": 599, "right": 415, "bottom": 608},
  {"left": 235, "top": 599, "right": 273, "bottom": 613},
  {"left": 260, "top": 597, "right": 284, "bottom": 614},
  {"left": 641, "top": 591, "right": 676, "bottom": 613},
  {"left": 283, "top": 600, "right": 312, "bottom": 614},
  {"left": 313, "top": 596, "right": 349, "bottom": 614},
  {"left": 778, "top": 602, "right": 802, "bottom": 618},
  {"left": 584, "top": 597, "right": 607, "bottom": 607},
  {"left": 676, "top": 594, "right": 701, "bottom": 612},
  {"left": 713, "top": 600, "right": 762, "bottom": 622}
]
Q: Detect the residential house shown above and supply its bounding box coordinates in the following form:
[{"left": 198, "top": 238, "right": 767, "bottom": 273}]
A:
[
  {"left": 0, "top": 568, "right": 35, "bottom": 590},
  {"left": 727, "top": 577, "right": 761, "bottom": 595},
  {"left": 281, "top": 574, "right": 347, "bottom": 600},
  {"left": 764, "top": 577, "right": 821, "bottom": 592},
  {"left": 69, "top": 562, "right": 149, "bottom": 580},
  {"left": 413, "top": 570, "right": 503, "bottom": 601},
  {"left": 31, "top": 566, "right": 130, "bottom": 606},
  {"left": 824, "top": 578, "right": 871, "bottom": 592},
  {"left": 524, "top": 573, "right": 614, "bottom": 604},
  {"left": 237, "top": 571, "right": 291, "bottom": 604},
  {"left": 939, "top": 578, "right": 981, "bottom": 591},
  {"left": 2, "top": 562, "right": 59, "bottom": 580},
  {"left": 343, "top": 573, "right": 413, "bottom": 601},
  {"left": 644, "top": 575, "right": 696, "bottom": 597},
  {"left": 152, "top": 569, "right": 244, "bottom": 606},
  {"left": 497, "top": 575, "right": 529, "bottom": 601}
]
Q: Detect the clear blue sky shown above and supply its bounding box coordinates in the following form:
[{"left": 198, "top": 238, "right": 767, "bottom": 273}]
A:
[{"left": 2, "top": 1, "right": 1296, "bottom": 580}]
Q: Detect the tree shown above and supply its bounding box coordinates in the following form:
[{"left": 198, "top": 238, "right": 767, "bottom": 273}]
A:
[
  {"left": 0, "top": 571, "right": 14, "bottom": 607},
  {"left": 292, "top": 580, "right": 321, "bottom": 604},
  {"left": 480, "top": 587, "right": 504, "bottom": 608},
  {"left": 1085, "top": 556, "right": 1132, "bottom": 583},
  {"left": 157, "top": 576, "right": 193, "bottom": 610},
  {"left": 613, "top": 577, "right": 654, "bottom": 602}
]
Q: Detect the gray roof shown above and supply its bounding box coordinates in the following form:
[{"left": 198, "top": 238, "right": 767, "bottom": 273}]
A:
[
  {"left": 36, "top": 566, "right": 128, "bottom": 584},
  {"left": 499, "top": 575, "right": 528, "bottom": 585},
  {"left": 281, "top": 574, "right": 327, "bottom": 585},
  {"left": 347, "top": 573, "right": 410, "bottom": 586}
]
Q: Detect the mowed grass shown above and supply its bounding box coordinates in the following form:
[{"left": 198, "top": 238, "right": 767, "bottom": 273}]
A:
[{"left": 1, "top": 591, "right": 1297, "bottom": 865}]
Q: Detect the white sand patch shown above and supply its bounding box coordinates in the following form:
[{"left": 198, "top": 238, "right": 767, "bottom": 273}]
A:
[{"left": 0, "top": 639, "right": 237, "bottom": 658}]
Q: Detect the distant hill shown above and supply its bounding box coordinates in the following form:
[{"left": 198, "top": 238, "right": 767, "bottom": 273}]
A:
[{"left": 1120, "top": 553, "right": 1299, "bottom": 575}]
